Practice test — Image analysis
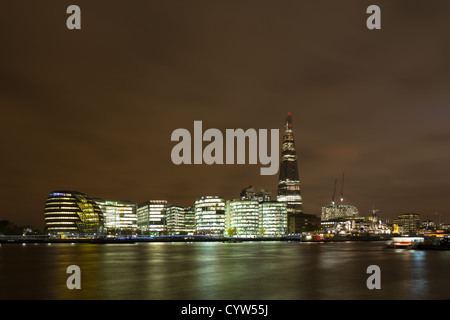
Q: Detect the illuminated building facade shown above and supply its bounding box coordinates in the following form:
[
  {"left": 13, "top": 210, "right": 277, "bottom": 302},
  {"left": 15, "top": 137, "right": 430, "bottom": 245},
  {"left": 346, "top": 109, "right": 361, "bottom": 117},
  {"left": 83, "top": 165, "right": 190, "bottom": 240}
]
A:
[
  {"left": 321, "top": 218, "right": 365, "bottom": 235},
  {"left": 321, "top": 203, "right": 361, "bottom": 235},
  {"left": 393, "top": 213, "right": 420, "bottom": 235},
  {"left": 321, "top": 204, "right": 359, "bottom": 221},
  {"left": 44, "top": 190, "right": 105, "bottom": 236},
  {"left": 165, "top": 205, "right": 195, "bottom": 235},
  {"left": 93, "top": 199, "right": 137, "bottom": 233},
  {"left": 183, "top": 207, "right": 196, "bottom": 235},
  {"left": 165, "top": 205, "right": 184, "bottom": 235},
  {"left": 226, "top": 199, "right": 260, "bottom": 237},
  {"left": 259, "top": 201, "right": 287, "bottom": 236},
  {"left": 321, "top": 203, "right": 391, "bottom": 235},
  {"left": 194, "top": 196, "right": 226, "bottom": 236},
  {"left": 137, "top": 200, "right": 168, "bottom": 236},
  {"left": 277, "top": 113, "right": 303, "bottom": 233}
]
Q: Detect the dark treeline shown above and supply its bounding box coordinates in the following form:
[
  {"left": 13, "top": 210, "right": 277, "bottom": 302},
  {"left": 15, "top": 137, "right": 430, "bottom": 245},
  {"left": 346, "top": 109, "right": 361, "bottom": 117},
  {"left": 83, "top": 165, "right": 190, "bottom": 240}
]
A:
[{"left": 0, "top": 220, "right": 43, "bottom": 235}]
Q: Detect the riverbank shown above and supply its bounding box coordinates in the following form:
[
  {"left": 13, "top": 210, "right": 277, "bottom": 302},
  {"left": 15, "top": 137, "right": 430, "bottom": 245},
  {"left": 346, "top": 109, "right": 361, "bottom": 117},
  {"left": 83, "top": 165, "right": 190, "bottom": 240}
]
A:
[{"left": 0, "top": 234, "right": 393, "bottom": 244}]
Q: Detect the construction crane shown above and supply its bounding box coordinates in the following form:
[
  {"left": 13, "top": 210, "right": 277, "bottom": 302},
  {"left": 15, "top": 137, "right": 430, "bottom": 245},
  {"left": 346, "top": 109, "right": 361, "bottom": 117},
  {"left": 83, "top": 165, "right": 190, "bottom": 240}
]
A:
[
  {"left": 340, "top": 172, "right": 345, "bottom": 205},
  {"left": 369, "top": 204, "right": 380, "bottom": 216},
  {"left": 331, "top": 178, "right": 337, "bottom": 205}
]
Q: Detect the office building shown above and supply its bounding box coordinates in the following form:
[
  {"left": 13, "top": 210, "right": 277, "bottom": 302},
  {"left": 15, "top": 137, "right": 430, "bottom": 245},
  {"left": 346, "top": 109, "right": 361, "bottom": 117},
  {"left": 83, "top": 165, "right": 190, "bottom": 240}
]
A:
[
  {"left": 93, "top": 198, "right": 137, "bottom": 233},
  {"left": 226, "top": 199, "right": 260, "bottom": 237},
  {"left": 259, "top": 201, "right": 288, "bottom": 236},
  {"left": 393, "top": 213, "right": 420, "bottom": 235},
  {"left": 165, "top": 205, "right": 196, "bottom": 235},
  {"left": 137, "top": 200, "right": 168, "bottom": 236},
  {"left": 44, "top": 190, "right": 105, "bottom": 236},
  {"left": 321, "top": 204, "right": 360, "bottom": 221},
  {"left": 194, "top": 196, "right": 226, "bottom": 236},
  {"left": 183, "top": 207, "right": 196, "bottom": 235},
  {"left": 277, "top": 112, "right": 304, "bottom": 233}
]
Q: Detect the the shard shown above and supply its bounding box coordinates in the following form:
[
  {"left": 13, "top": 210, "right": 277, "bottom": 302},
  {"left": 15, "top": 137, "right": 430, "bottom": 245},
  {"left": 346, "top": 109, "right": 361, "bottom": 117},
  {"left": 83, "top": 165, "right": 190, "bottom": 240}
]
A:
[{"left": 277, "top": 112, "right": 303, "bottom": 233}]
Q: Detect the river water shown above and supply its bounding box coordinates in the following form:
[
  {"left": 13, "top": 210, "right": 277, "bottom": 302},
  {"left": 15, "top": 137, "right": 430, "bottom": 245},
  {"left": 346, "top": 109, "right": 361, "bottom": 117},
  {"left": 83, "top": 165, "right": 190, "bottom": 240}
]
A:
[{"left": 0, "top": 241, "right": 449, "bottom": 300}]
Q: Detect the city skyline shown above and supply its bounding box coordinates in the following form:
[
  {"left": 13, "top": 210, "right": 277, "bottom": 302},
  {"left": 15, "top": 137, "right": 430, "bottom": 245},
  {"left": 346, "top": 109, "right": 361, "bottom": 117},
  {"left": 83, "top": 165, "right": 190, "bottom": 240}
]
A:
[
  {"left": 17, "top": 112, "right": 450, "bottom": 231},
  {"left": 2, "top": 1, "right": 450, "bottom": 230}
]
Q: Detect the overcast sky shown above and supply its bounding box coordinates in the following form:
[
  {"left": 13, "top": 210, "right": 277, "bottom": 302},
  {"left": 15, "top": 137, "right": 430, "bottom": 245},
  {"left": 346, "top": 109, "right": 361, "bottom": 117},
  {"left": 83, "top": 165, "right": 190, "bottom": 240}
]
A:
[{"left": 1, "top": 0, "right": 450, "bottom": 229}]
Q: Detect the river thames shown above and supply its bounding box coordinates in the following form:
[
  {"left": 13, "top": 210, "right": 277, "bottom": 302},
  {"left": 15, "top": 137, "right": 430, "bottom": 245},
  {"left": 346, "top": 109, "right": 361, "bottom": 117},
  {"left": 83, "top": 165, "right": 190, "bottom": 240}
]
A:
[{"left": 1, "top": 241, "right": 449, "bottom": 300}]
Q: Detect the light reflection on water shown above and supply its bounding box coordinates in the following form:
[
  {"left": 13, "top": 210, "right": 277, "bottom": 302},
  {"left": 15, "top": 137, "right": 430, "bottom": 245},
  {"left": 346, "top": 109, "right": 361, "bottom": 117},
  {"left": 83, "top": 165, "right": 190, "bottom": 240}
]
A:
[{"left": 0, "top": 241, "right": 449, "bottom": 300}]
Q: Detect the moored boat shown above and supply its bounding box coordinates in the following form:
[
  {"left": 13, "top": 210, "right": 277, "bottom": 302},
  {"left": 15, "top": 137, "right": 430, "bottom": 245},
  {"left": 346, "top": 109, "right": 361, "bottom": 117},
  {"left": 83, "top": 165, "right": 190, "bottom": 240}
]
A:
[{"left": 415, "top": 236, "right": 450, "bottom": 250}]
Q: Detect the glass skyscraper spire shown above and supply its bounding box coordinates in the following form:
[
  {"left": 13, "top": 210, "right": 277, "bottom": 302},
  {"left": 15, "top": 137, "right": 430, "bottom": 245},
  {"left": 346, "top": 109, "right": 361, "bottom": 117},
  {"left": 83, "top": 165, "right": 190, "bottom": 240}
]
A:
[{"left": 277, "top": 112, "right": 303, "bottom": 232}]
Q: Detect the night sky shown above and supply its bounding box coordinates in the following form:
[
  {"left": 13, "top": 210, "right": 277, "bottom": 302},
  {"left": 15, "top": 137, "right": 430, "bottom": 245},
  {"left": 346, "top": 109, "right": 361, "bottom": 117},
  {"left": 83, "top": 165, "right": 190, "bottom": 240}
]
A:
[{"left": 1, "top": 1, "right": 450, "bottom": 229}]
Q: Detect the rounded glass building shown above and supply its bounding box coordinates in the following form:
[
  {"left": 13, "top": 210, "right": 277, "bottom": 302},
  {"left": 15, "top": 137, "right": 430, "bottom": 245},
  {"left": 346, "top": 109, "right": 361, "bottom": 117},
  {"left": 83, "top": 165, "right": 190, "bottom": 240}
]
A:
[{"left": 44, "top": 190, "right": 105, "bottom": 237}]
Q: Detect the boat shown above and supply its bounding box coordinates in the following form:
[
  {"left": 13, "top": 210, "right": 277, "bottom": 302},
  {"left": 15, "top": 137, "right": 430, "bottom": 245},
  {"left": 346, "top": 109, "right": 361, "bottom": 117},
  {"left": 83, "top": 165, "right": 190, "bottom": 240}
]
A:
[
  {"left": 385, "top": 236, "right": 424, "bottom": 249},
  {"left": 414, "top": 236, "right": 450, "bottom": 250}
]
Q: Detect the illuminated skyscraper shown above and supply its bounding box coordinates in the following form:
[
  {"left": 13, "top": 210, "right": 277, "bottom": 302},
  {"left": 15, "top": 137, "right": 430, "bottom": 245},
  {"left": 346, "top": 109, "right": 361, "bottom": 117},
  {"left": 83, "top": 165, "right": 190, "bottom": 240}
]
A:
[{"left": 277, "top": 112, "right": 303, "bottom": 233}]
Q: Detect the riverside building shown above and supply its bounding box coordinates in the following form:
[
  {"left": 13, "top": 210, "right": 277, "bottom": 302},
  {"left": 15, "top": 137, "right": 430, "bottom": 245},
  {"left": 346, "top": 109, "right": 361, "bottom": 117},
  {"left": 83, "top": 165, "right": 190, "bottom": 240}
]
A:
[
  {"left": 320, "top": 175, "right": 365, "bottom": 235},
  {"left": 164, "top": 204, "right": 185, "bottom": 235},
  {"left": 259, "top": 201, "right": 288, "bottom": 236},
  {"left": 44, "top": 190, "right": 105, "bottom": 237},
  {"left": 226, "top": 199, "right": 260, "bottom": 237},
  {"left": 165, "top": 205, "right": 195, "bottom": 235},
  {"left": 321, "top": 204, "right": 363, "bottom": 235},
  {"left": 183, "top": 207, "right": 196, "bottom": 235},
  {"left": 393, "top": 213, "right": 420, "bottom": 235},
  {"left": 277, "top": 113, "right": 305, "bottom": 234},
  {"left": 93, "top": 199, "right": 137, "bottom": 233},
  {"left": 321, "top": 204, "right": 360, "bottom": 221},
  {"left": 137, "top": 200, "right": 168, "bottom": 236},
  {"left": 194, "top": 196, "right": 226, "bottom": 236}
]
